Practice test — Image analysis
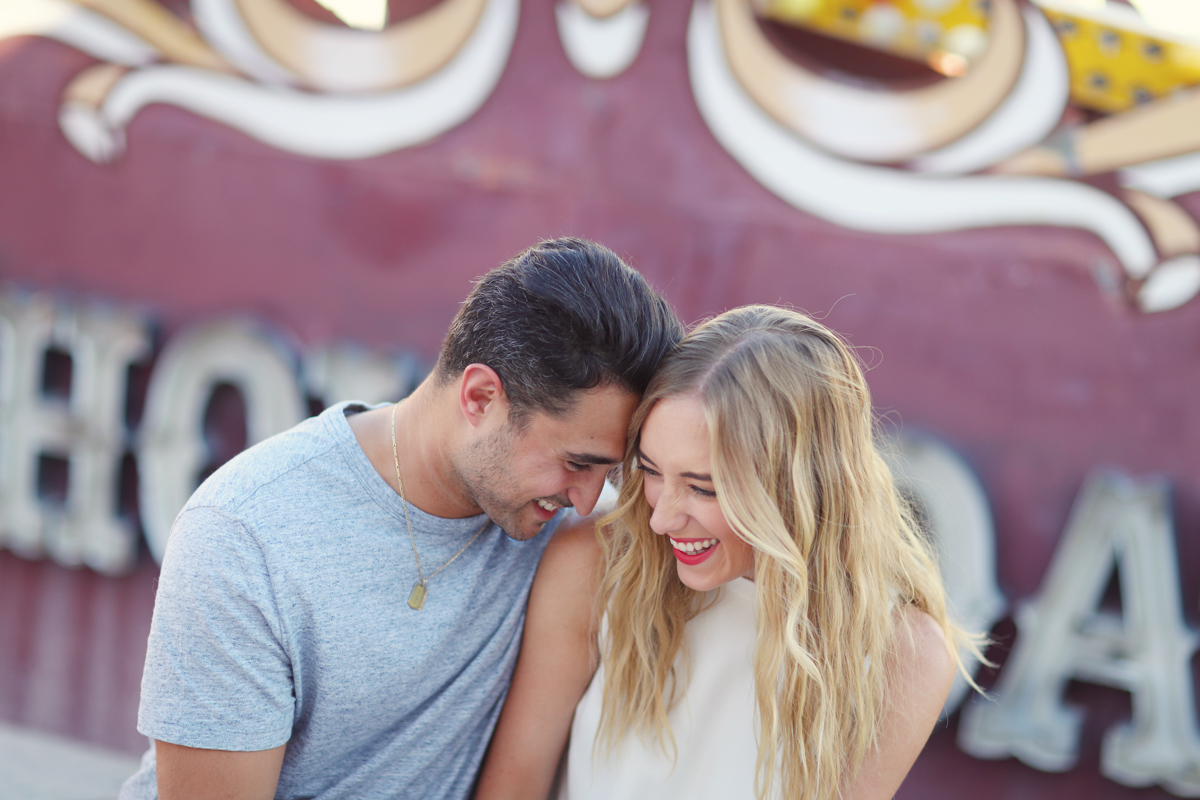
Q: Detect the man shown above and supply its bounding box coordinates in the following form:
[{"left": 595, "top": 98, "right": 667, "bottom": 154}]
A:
[{"left": 120, "top": 238, "right": 684, "bottom": 800}]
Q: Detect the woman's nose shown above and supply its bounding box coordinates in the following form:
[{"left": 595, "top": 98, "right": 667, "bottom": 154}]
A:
[{"left": 648, "top": 485, "right": 686, "bottom": 535}]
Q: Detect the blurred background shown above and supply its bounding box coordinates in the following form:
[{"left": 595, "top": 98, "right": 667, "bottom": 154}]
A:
[{"left": 2, "top": 0, "right": 1200, "bottom": 796}]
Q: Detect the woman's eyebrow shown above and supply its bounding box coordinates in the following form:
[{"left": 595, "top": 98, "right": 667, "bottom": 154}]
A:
[{"left": 637, "top": 450, "right": 713, "bottom": 482}]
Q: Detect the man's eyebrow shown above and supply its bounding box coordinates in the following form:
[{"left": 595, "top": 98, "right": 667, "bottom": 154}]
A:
[{"left": 565, "top": 451, "right": 623, "bottom": 466}]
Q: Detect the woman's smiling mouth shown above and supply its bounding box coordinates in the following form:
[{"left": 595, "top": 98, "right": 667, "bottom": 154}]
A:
[{"left": 669, "top": 537, "right": 719, "bottom": 565}]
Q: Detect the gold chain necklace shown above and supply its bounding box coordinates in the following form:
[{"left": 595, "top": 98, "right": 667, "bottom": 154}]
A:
[{"left": 391, "top": 403, "right": 488, "bottom": 610}]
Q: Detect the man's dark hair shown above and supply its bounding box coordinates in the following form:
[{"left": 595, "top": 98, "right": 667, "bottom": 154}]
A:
[{"left": 436, "top": 238, "right": 684, "bottom": 419}]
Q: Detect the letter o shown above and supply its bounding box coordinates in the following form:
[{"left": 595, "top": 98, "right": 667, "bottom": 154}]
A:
[{"left": 137, "top": 319, "right": 305, "bottom": 562}]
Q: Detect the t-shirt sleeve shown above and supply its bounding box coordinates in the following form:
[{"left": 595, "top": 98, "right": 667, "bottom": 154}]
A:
[{"left": 137, "top": 505, "right": 294, "bottom": 751}]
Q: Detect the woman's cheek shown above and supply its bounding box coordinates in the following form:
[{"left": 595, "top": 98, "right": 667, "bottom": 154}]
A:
[{"left": 643, "top": 480, "right": 661, "bottom": 510}]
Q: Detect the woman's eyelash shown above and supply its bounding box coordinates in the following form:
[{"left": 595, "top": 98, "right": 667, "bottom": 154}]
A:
[{"left": 638, "top": 464, "right": 715, "bottom": 497}]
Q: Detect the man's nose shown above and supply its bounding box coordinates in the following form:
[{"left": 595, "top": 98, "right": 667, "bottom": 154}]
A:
[{"left": 567, "top": 471, "right": 607, "bottom": 517}]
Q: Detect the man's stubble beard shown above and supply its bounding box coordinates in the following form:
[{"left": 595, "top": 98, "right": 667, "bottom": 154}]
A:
[{"left": 453, "top": 424, "right": 543, "bottom": 541}]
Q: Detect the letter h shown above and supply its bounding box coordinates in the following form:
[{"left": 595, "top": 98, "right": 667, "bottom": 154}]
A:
[{"left": 0, "top": 290, "right": 150, "bottom": 574}]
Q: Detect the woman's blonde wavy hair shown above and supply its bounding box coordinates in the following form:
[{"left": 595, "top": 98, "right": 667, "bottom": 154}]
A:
[{"left": 595, "top": 305, "right": 973, "bottom": 800}]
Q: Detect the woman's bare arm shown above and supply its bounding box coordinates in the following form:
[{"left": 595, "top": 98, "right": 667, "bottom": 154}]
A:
[
  {"left": 842, "top": 606, "right": 957, "bottom": 800},
  {"left": 474, "top": 517, "right": 603, "bottom": 800}
]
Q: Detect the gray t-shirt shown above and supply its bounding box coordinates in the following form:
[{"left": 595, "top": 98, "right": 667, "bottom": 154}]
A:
[{"left": 120, "top": 402, "right": 561, "bottom": 800}]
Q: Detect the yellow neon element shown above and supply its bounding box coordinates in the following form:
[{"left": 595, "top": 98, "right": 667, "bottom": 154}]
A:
[
  {"left": 772, "top": 0, "right": 822, "bottom": 20},
  {"left": 1037, "top": 0, "right": 1200, "bottom": 113},
  {"left": 758, "top": 0, "right": 990, "bottom": 64},
  {"left": 760, "top": 0, "right": 1200, "bottom": 115}
]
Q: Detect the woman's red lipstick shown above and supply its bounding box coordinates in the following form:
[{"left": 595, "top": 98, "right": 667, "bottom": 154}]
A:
[{"left": 669, "top": 537, "right": 719, "bottom": 565}]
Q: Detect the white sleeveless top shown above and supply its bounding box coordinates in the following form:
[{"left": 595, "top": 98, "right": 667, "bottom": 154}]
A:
[{"left": 558, "top": 577, "right": 761, "bottom": 800}]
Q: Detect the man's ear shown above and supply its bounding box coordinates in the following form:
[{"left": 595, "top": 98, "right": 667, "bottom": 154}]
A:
[{"left": 459, "top": 364, "right": 509, "bottom": 429}]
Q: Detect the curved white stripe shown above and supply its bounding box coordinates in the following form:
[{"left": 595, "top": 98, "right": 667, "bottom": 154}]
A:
[
  {"left": 556, "top": 0, "right": 649, "bottom": 79},
  {"left": 1138, "top": 255, "right": 1200, "bottom": 312},
  {"left": 716, "top": 0, "right": 1025, "bottom": 164},
  {"left": 60, "top": 98, "right": 126, "bottom": 163},
  {"left": 192, "top": 0, "right": 299, "bottom": 85},
  {"left": 910, "top": 5, "right": 1069, "bottom": 175},
  {"left": 687, "top": 0, "right": 1157, "bottom": 280},
  {"left": 72, "top": 0, "right": 517, "bottom": 161},
  {"left": 1120, "top": 151, "right": 1200, "bottom": 199},
  {"left": 0, "top": 0, "right": 158, "bottom": 65}
]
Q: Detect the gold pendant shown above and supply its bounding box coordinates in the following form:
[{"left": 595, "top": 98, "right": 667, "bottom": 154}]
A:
[{"left": 408, "top": 581, "right": 427, "bottom": 610}]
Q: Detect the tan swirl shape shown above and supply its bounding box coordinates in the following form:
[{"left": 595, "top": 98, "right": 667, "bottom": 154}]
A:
[
  {"left": 715, "top": 0, "right": 1026, "bottom": 163},
  {"left": 233, "top": 0, "right": 488, "bottom": 93},
  {"left": 1123, "top": 189, "right": 1200, "bottom": 260},
  {"left": 573, "top": 0, "right": 639, "bottom": 20},
  {"left": 71, "top": 0, "right": 234, "bottom": 71},
  {"left": 998, "top": 88, "right": 1200, "bottom": 178}
]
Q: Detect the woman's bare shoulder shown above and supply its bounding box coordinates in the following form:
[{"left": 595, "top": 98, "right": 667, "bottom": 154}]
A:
[
  {"left": 543, "top": 511, "right": 603, "bottom": 578},
  {"left": 889, "top": 605, "right": 956, "bottom": 701},
  {"left": 840, "top": 606, "right": 957, "bottom": 800}
]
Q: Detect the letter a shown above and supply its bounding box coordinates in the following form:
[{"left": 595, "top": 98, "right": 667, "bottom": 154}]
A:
[{"left": 959, "top": 471, "right": 1200, "bottom": 796}]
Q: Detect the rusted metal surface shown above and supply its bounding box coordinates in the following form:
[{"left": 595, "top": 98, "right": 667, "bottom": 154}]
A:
[{"left": 0, "top": 551, "right": 156, "bottom": 755}]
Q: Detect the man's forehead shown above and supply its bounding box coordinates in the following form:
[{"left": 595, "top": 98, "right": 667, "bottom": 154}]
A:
[
  {"left": 567, "top": 384, "right": 639, "bottom": 415},
  {"left": 530, "top": 385, "right": 639, "bottom": 422},
  {"left": 525, "top": 386, "right": 639, "bottom": 455}
]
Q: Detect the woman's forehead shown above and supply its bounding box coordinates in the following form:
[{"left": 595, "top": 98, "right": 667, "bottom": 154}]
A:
[{"left": 640, "top": 396, "right": 711, "bottom": 469}]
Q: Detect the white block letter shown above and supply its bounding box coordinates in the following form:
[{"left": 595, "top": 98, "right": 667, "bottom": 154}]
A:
[
  {"left": 0, "top": 291, "right": 150, "bottom": 574},
  {"left": 959, "top": 471, "right": 1200, "bottom": 796},
  {"left": 137, "top": 319, "right": 305, "bottom": 562},
  {"left": 303, "top": 344, "right": 420, "bottom": 408}
]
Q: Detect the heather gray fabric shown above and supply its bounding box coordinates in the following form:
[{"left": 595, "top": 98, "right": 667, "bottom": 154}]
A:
[{"left": 120, "top": 402, "right": 561, "bottom": 800}]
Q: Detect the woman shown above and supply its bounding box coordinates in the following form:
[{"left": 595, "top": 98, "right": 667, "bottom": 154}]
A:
[{"left": 475, "top": 305, "right": 974, "bottom": 800}]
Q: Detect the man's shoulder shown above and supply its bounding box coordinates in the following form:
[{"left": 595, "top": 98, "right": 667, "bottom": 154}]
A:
[
  {"left": 185, "top": 406, "right": 350, "bottom": 518},
  {"left": 163, "top": 408, "right": 363, "bottom": 571}
]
